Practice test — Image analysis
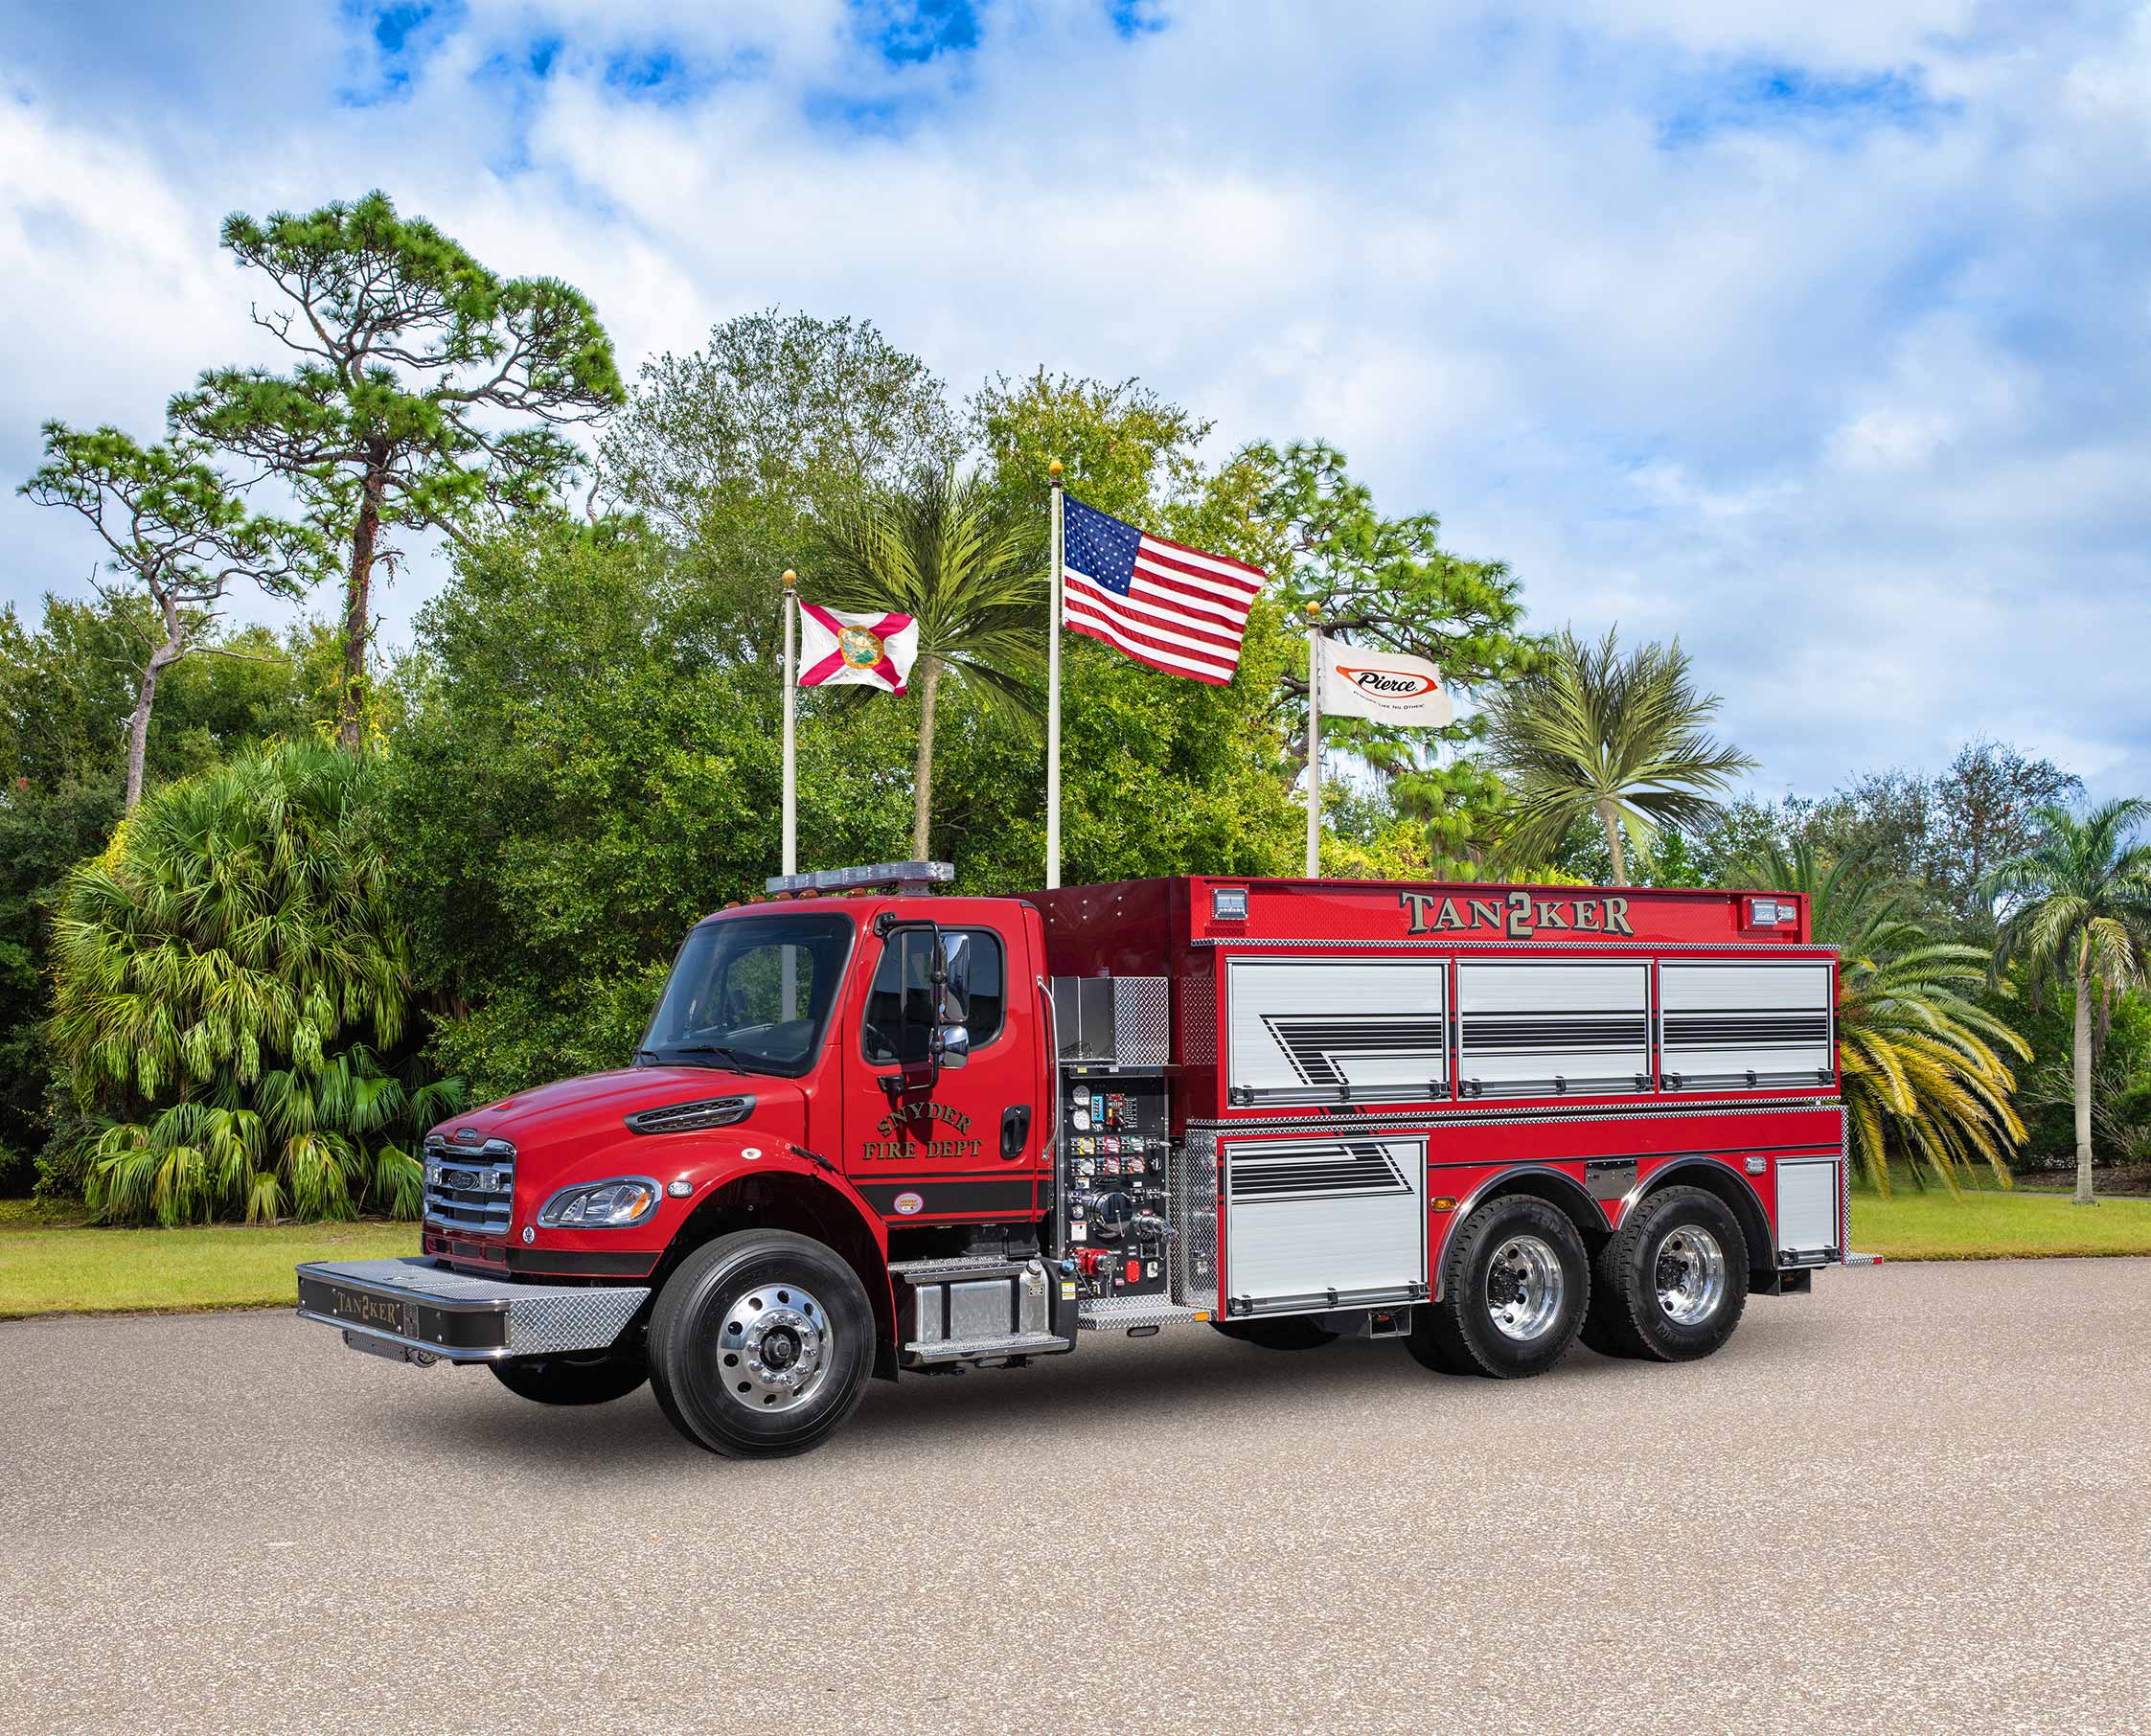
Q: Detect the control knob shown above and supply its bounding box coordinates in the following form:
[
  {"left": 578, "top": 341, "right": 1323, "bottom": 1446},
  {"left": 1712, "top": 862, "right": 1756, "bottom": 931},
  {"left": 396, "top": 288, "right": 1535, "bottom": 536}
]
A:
[{"left": 1071, "top": 1189, "right": 1134, "bottom": 1236}]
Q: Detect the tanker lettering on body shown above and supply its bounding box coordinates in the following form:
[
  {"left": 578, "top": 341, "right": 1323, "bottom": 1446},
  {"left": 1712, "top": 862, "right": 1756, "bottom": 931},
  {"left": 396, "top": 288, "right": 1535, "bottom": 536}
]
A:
[{"left": 1398, "top": 888, "right": 1633, "bottom": 939}]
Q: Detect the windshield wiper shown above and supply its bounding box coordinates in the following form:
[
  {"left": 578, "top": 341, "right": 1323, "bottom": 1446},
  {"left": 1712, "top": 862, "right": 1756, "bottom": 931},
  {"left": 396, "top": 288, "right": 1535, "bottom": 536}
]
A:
[{"left": 648, "top": 1042, "right": 761, "bottom": 1071}]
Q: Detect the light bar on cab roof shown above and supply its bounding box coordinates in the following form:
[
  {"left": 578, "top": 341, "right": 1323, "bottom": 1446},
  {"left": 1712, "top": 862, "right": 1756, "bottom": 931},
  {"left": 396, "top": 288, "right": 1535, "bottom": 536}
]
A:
[{"left": 765, "top": 860, "right": 955, "bottom": 897}]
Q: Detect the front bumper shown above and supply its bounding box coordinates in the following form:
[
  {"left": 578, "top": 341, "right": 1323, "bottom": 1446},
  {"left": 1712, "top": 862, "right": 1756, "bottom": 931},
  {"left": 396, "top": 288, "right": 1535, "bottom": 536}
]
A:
[{"left": 295, "top": 1258, "right": 650, "bottom": 1364}]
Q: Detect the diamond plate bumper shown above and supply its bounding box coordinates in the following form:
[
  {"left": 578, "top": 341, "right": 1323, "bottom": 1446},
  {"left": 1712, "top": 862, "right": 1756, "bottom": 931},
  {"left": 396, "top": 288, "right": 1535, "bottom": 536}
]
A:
[{"left": 295, "top": 1257, "right": 649, "bottom": 1363}]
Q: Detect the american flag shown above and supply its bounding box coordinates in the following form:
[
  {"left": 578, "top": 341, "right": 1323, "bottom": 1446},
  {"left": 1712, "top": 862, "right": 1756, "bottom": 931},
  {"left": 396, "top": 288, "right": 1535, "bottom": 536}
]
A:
[{"left": 1061, "top": 493, "right": 1265, "bottom": 685}]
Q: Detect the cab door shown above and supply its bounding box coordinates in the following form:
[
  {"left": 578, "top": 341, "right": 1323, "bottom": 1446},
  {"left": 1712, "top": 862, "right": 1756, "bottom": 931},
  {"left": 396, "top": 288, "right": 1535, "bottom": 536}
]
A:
[{"left": 840, "top": 913, "right": 1041, "bottom": 1228}]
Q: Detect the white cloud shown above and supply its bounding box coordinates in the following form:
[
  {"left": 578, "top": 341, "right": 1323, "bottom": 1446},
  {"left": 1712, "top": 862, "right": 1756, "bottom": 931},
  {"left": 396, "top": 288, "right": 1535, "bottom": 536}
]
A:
[{"left": 1, "top": 0, "right": 2147, "bottom": 806}]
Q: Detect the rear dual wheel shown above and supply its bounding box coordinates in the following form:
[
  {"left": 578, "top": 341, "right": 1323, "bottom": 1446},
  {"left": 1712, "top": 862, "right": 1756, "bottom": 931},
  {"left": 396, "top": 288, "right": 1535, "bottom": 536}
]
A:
[
  {"left": 1581, "top": 1185, "right": 1748, "bottom": 1362},
  {"left": 1409, "top": 1195, "right": 1590, "bottom": 1378}
]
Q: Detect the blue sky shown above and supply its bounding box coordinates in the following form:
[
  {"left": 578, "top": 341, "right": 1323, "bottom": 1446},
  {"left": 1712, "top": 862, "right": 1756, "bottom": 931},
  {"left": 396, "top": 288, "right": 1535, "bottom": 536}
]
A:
[{"left": 3, "top": 0, "right": 2148, "bottom": 802}]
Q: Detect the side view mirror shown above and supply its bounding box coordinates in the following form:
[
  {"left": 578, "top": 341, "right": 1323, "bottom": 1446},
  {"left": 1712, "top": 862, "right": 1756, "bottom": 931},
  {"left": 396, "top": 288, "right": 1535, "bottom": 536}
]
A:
[{"left": 934, "top": 1023, "right": 971, "bottom": 1070}]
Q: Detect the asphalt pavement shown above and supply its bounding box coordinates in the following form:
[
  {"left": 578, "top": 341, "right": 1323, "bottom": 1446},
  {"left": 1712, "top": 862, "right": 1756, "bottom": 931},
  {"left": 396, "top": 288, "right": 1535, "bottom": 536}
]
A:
[{"left": 4, "top": 1258, "right": 2149, "bottom": 1735}]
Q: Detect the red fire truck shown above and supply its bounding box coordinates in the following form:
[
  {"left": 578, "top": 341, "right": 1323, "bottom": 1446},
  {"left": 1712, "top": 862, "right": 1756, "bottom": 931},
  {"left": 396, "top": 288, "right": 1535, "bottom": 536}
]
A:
[{"left": 296, "top": 862, "right": 1872, "bottom": 1457}]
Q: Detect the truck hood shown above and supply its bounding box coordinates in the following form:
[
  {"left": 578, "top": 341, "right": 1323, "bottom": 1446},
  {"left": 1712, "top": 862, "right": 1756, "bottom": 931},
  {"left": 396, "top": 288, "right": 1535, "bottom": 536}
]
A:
[{"left": 438, "top": 1066, "right": 803, "bottom": 1151}]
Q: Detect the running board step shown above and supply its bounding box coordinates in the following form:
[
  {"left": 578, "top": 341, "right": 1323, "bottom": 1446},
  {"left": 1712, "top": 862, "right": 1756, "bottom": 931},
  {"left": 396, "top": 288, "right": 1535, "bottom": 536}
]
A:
[
  {"left": 904, "top": 1330, "right": 1070, "bottom": 1362},
  {"left": 1077, "top": 1297, "right": 1206, "bottom": 1332}
]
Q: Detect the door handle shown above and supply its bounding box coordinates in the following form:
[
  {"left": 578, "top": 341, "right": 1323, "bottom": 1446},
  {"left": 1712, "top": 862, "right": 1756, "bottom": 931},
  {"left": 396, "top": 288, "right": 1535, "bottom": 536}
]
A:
[{"left": 1001, "top": 1105, "right": 1031, "bottom": 1161}]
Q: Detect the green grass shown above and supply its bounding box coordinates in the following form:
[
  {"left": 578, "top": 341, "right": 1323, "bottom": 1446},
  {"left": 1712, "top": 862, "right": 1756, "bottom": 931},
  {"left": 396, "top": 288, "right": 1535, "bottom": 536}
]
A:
[
  {"left": 0, "top": 1211, "right": 416, "bottom": 1319},
  {"left": 5, "top": 1170, "right": 2150, "bottom": 1320},
  {"left": 1851, "top": 1182, "right": 2151, "bottom": 1261}
]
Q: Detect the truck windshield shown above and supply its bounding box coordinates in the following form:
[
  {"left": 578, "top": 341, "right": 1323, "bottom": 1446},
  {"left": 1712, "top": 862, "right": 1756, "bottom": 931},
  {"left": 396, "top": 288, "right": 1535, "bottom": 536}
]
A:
[{"left": 638, "top": 913, "right": 855, "bottom": 1077}]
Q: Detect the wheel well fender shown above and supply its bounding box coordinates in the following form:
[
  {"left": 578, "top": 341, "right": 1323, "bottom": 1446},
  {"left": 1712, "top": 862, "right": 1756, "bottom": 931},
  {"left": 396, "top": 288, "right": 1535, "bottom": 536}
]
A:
[
  {"left": 652, "top": 1169, "right": 898, "bottom": 1380},
  {"left": 1433, "top": 1165, "right": 1606, "bottom": 1300},
  {"left": 1627, "top": 1157, "right": 1776, "bottom": 1287}
]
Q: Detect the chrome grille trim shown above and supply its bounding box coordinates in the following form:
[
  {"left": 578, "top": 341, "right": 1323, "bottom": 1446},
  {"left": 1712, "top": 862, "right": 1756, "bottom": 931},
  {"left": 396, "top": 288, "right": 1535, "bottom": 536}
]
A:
[{"left": 423, "top": 1134, "right": 516, "bottom": 1236}]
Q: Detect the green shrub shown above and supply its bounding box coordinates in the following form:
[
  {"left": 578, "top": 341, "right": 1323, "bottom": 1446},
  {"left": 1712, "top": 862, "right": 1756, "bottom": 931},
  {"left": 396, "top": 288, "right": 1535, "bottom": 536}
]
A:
[{"left": 48, "top": 741, "right": 459, "bottom": 1223}]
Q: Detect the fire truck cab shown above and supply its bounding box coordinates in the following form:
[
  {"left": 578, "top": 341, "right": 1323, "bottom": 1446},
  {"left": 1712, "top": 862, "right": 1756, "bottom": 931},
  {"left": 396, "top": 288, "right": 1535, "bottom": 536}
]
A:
[{"left": 297, "top": 863, "right": 1869, "bottom": 1458}]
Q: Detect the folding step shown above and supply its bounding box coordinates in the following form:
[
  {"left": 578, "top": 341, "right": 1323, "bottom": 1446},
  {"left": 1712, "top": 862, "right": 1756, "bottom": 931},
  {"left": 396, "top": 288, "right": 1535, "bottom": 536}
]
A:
[
  {"left": 903, "top": 1330, "right": 1071, "bottom": 1362},
  {"left": 888, "top": 1255, "right": 1036, "bottom": 1284}
]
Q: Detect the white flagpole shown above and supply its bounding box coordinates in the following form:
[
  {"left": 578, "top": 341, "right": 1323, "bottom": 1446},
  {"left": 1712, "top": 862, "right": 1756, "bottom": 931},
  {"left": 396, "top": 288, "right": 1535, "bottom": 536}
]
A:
[
  {"left": 1304, "top": 603, "right": 1322, "bottom": 879},
  {"left": 782, "top": 570, "right": 798, "bottom": 877},
  {"left": 780, "top": 569, "right": 798, "bottom": 1017},
  {"left": 1046, "top": 459, "right": 1064, "bottom": 890}
]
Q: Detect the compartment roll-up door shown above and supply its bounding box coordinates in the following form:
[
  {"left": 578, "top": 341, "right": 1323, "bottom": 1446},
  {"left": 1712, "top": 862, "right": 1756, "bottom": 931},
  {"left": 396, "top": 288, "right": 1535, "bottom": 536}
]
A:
[
  {"left": 1455, "top": 960, "right": 1651, "bottom": 1098},
  {"left": 1659, "top": 961, "right": 1834, "bottom": 1088},
  {"left": 1225, "top": 960, "right": 1446, "bottom": 1106},
  {"left": 1223, "top": 1134, "right": 1426, "bottom": 1310}
]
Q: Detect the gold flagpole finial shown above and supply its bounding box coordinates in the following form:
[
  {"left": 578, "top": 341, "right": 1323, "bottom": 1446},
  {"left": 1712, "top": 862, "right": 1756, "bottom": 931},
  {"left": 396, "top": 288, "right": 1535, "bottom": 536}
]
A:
[
  {"left": 1047, "top": 458, "right": 1063, "bottom": 481},
  {"left": 1306, "top": 602, "right": 1321, "bottom": 621},
  {"left": 782, "top": 569, "right": 796, "bottom": 589}
]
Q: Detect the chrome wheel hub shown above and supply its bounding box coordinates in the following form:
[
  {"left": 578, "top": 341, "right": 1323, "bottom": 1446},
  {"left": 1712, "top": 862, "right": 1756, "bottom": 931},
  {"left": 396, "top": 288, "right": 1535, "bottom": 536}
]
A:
[
  {"left": 719, "top": 1284, "right": 831, "bottom": 1412},
  {"left": 1485, "top": 1235, "right": 1566, "bottom": 1342},
  {"left": 1653, "top": 1226, "right": 1727, "bottom": 1326}
]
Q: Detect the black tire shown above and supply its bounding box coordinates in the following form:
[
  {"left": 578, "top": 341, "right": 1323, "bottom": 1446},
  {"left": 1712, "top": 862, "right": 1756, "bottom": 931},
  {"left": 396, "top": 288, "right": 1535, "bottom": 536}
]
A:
[
  {"left": 1584, "top": 1184, "right": 1749, "bottom": 1363},
  {"left": 647, "top": 1229, "right": 876, "bottom": 1458},
  {"left": 1211, "top": 1316, "right": 1339, "bottom": 1351},
  {"left": 1409, "top": 1195, "right": 1590, "bottom": 1379},
  {"left": 489, "top": 1345, "right": 649, "bottom": 1405}
]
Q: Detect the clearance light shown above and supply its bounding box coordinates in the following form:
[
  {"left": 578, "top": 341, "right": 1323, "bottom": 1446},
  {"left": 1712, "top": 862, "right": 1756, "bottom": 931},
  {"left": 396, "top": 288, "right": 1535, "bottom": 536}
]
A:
[
  {"left": 1430, "top": 1197, "right": 1457, "bottom": 1212},
  {"left": 765, "top": 860, "right": 954, "bottom": 897}
]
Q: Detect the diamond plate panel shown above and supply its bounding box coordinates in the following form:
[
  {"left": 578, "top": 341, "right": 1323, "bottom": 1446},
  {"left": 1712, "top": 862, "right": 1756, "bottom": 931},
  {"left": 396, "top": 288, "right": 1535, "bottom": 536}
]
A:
[
  {"left": 1173, "top": 1129, "right": 1220, "bottom": 1315},
  {"left": 507, "top": 1288, "right": 650, "bottom": 1355},
  {"left": 1112, "top": 976, "right": 1171, "bottom": 1066},
  {"left": 1177, "top": 968, "right": 1216, "bottom": 1065},
  {"left": 1076, "top": 1295, "right": 1205, "bottom": 1331}
]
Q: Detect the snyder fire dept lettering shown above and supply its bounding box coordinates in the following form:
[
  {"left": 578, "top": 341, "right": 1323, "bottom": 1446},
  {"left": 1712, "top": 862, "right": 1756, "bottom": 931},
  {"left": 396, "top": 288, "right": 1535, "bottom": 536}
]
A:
[
  {"left": 1398, "top": 889, "right": 1633, "bottom": 939},
  {"left": 859, "top": 1099, "right": 983, "bottom": 1162}
]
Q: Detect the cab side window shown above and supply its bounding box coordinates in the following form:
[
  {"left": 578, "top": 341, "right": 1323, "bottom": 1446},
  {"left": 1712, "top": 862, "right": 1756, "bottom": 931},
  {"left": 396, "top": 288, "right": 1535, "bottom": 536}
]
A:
[{"left": 862, "top": 926, "right": 1006, "bottom": 1064}]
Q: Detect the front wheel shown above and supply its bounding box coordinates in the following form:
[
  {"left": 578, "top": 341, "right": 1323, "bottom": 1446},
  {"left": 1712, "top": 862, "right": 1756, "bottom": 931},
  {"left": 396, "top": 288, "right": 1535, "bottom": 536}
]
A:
[
  {"left": 1410, "top": 1195, "right": 1590, "bottom": 1378},
  {"left": 489, "top": 1346, "right": 649, "bottom": 1405},
  {"left": 647, "top": 1230, "right": 876, "bottom": 1458},
  {"left": 1582, "top": 1185, "right": 1749, "bottom": 1362}
]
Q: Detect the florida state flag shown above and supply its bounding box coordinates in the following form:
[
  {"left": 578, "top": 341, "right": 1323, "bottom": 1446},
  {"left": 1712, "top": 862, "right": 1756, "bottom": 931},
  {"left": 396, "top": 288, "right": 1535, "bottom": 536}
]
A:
[{"left": 796, "top": 605, "right": 920, "bottom": 695}]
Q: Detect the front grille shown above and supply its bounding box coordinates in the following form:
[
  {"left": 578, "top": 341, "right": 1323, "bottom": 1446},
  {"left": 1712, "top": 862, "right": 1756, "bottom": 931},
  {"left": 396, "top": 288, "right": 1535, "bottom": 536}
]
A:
[{"left": 423, "top": 1135, "right": 517, "bottom": 1236}]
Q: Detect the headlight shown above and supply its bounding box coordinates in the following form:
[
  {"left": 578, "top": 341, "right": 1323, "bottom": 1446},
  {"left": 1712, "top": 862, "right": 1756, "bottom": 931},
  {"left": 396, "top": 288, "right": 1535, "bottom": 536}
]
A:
[{"left": 536, "top": 1177, "right": 662, "bottom": 1228}]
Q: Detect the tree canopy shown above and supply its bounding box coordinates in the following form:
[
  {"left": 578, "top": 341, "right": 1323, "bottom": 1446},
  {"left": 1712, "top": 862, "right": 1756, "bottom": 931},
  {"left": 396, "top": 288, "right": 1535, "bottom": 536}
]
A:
[
  {"left": 171, "top": 190, "right": 624, "bottom": 747},
  {"left": 19, "top": 423, "right": 320, "bottom": 808}
]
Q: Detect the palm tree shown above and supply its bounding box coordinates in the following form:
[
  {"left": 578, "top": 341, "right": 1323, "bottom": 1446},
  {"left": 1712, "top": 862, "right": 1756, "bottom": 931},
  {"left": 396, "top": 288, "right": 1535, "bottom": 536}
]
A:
[
  {"left": 1985, "top": 800, "right": 2151, "bottom": 1204},
  {"left": 49, "top": 740, "right": 460, "bottom": 1223},
  {"left": 1741, "top": 840, "right": 2027, "bottom": 1195},
  {"left": 1483, "top": 627, "right": 1754, "bottom": 883},
  {"left": 812, "top": 468, "right": 1043, "bottom": 857}
]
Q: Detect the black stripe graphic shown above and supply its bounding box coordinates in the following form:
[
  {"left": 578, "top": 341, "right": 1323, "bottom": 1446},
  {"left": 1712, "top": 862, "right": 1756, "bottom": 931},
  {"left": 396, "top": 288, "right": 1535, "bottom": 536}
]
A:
[
  {"left": 857, "top": 1178, "right": 1037, "bottom": 1219},
  {"left": 1230, "top": 1140, "right": 1412, "bottom": 1200},
  {"left": 1261, "top": 1015, "right": 1446, "bottom": 1087}
]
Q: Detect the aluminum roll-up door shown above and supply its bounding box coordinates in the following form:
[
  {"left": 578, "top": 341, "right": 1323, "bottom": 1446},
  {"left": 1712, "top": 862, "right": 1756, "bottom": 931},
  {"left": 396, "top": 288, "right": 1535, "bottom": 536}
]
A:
[
  {"left": 1223, "top": 1133, "right": 1427, "bottom": 1312},
  {"left": 1455, "top": 960, "right": 1651, "bottom": 1098},
  {"left": 1224, "top": 959, "right": 1447, "bottom": 1107},
  {"left": 1658, "top": 960, "right": 1835, "bottom": 1089}
]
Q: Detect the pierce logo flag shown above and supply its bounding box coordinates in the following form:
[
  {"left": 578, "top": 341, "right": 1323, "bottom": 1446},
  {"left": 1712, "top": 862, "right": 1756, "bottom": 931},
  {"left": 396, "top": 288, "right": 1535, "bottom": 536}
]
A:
[{"left": 1316, "top": 636, "right": 1454, "bottom": 727}]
